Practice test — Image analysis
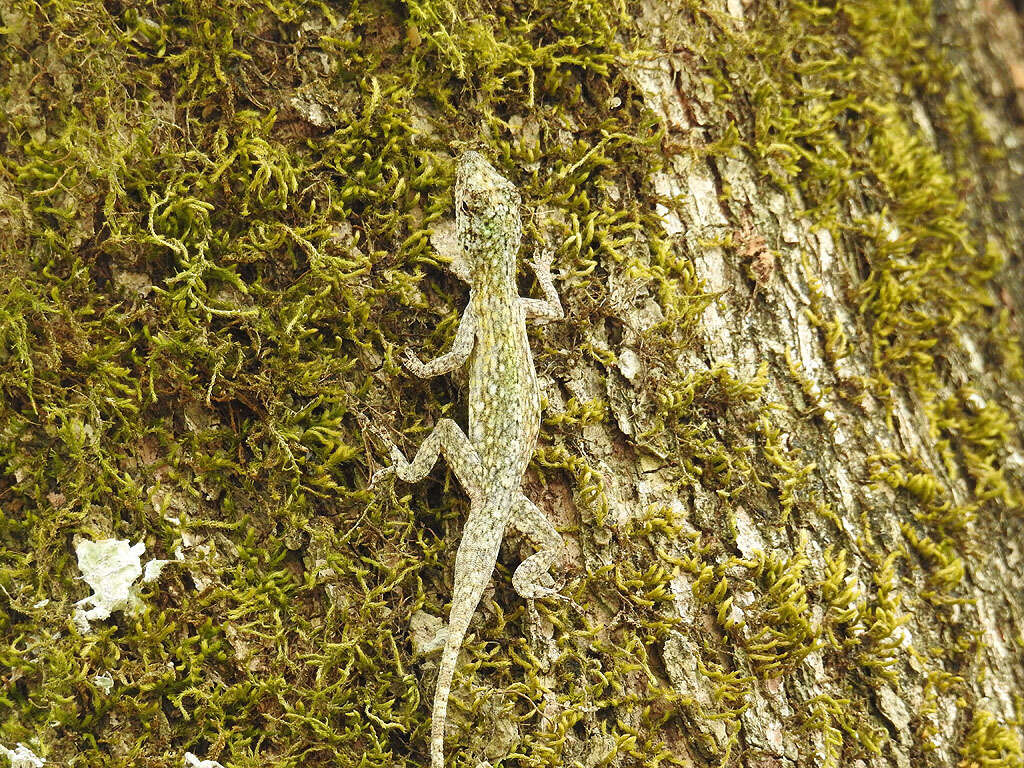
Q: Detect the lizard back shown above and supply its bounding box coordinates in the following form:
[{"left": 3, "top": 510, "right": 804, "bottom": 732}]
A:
[{"left": 456, "top": 151, "right": 541, "bottom": 491}]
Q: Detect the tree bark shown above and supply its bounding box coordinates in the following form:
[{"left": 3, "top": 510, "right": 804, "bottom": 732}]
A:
[{"left": 1, "top": 0, "right": 1023, "bottom": 766}]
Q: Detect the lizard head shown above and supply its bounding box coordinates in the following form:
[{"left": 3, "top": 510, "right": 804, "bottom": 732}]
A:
[{"left": 454, "top": 151, "right": 522, "bottom": 280}]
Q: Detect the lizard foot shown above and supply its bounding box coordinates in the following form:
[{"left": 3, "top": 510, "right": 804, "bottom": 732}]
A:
[
  {"left": 512, "top": 558, "right": 565, "bottom": 600},
  {"left": 369, "top": 443, "right": 411, "bottom": 486},
  {"left": 400, "top": 349, "right": 429, "bottom": 378},
  {"left": 369, "top": 464, "right": 396, "bottom": 488},
  {"left": 529, "top": 247, "right": 555, "bottom": 273}
]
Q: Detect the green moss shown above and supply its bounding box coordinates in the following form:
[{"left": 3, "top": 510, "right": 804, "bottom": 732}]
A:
[
  {"left": 960, "top": 709, "right": 1024, "bottom": 768},
  {"left": 2, "top": 0, "right": 1021, "bottom": 764},
  {"left": 658, "top": 0, "right": 1023, "bottom": 758},
  {"left": 0, "top": 0, "right": 692, "bottom": 760},
  {"left": 797, "top": 695, "right": 885, "bottom": 767},
  {"left": 744, "top": 537, "right": 823, "bottom": 675}
]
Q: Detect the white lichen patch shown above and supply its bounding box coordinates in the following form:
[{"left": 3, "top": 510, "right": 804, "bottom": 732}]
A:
[
  {"left": 733, "top": 507, "right": 765, "bottom": 560},
  {"left": 72, "top": 538, "right": 171, "bottom": 631},
  {"left": 617, "top": 347, "right": 641, "bottom": 382},
  {"left": 184, "top": 753, "right": 225, "bottom": 768},
  {"left": 427, "top": 218, "right": 469, "bottom": 282},
  {"left": 93, "top": 673, "right": 114, "bottom": 694},
  {"left": 111, "top": 269, "right": 153, "bottom": 297},
  {"left": 0, "top": 743, "right": 45, "bottom": 768}
]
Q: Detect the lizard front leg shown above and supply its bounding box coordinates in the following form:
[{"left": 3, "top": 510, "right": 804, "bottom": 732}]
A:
[
  {"left": 387, "top": 303, "right": 481, "bottom": 495},
  {"left": 520, "top": 249, "right": 564, "bottom": 323},
  {"left": 508, "top": 494, "right": 565, "bottom": 599},
  {"left": 403, "top": 299, "right": 477, "bottom": 377}
]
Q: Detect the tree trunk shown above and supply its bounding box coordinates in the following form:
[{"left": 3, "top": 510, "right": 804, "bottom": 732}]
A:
[{"left": 1, "top": 0, "right": 1023, "bottom": 767}]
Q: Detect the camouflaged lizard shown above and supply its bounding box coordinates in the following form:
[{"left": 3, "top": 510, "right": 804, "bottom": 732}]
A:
[{"left": 377, "top": 151, "right": 565, "bottom": 768}]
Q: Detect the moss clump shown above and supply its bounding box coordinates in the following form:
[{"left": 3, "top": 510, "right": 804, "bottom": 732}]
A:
[
  {"left": 2, "top": 0, "right": 1022, "bottom": 764},
  {"left": 960, "top": 709, "right": 1024, "bottom": 768},
  {"left": 0, "top": 0, "right": 697, "bottom": 763}
]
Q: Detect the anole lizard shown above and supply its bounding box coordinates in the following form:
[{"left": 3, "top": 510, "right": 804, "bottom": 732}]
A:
[{"left": 376, "top": 150, "right": 565, "bottom": 768}]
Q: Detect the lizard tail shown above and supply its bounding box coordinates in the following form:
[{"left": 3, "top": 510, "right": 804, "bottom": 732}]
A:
[
  {"left": 431, "top": 576, "right": 490, "bottom": 768},
  {"left": 430, "top": 635, "right": 458, "bottom": 768}
]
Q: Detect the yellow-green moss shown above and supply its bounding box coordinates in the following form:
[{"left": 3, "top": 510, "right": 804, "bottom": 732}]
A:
[
  {"left": 2, "top": 0, "right": 1021, "bottom": 764},
  {"left": 960, "top": 709, "right": 1024, "bottom": 768}
]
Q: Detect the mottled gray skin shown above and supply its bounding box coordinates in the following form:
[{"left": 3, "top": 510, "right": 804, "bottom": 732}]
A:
[{"left": 384, "top": 151, "right": 564, "bottom": 768}]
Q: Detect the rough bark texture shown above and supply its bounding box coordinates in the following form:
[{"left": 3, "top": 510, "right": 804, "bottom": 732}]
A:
[{"left": 1, "top": 0, "right": 1023, "bottom": 767}]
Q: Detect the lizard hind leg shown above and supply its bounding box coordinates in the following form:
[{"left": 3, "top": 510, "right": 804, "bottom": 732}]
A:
[
  {"left": 509, "top": 494, "right": 565, "bottom": 599},
  {"left": 390, "top": 418, "right": 484, "bottom": 500}
]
